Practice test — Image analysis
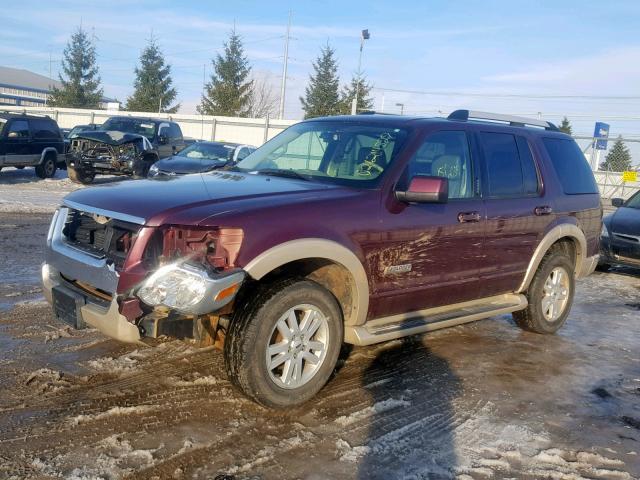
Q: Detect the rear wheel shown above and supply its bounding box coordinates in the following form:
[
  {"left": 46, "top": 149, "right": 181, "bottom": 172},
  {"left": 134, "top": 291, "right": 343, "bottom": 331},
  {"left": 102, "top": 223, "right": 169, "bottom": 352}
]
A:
[
  {"left": 513, "top": 251, "right": 575, "bottom": 334},
  {"left": 224, "top": 278, "right": 343, "bottom": 408},
  {"left": 67, "top": 166, "right": 95, "bottom": 184},
  {"left": 35, "top": 154, "right": 57, "bottom": 179}
]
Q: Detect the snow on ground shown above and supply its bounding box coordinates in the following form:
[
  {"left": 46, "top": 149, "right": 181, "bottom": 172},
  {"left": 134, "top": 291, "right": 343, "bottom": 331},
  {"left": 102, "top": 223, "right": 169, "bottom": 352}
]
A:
[{"left": 0, "top": 167, "right": 122, "bottom": 213}]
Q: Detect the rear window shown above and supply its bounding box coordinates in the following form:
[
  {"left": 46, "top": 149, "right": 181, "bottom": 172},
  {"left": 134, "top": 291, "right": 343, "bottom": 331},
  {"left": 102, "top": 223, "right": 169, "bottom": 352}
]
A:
[{"left": 542, "top": 138, "right": 598, "bottom": 194}]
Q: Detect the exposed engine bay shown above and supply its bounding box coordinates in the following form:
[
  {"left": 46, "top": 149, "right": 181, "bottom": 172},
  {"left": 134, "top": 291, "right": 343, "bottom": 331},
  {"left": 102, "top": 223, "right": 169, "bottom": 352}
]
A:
[{"left": 67, "top": 130, "right": 154, "bottom": 179}]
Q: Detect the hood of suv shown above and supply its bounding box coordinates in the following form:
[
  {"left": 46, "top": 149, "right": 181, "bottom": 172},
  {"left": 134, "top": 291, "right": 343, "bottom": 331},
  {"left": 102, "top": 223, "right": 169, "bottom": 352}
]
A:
[
  {"left": 62, "top": 171, "right": 343, "bottom": 226},
  {"left": 73, "top": 130, "right": 148, "bottom": 146},
  {"left": 609, "top": 205, "right": 640, "bottom": 236}
]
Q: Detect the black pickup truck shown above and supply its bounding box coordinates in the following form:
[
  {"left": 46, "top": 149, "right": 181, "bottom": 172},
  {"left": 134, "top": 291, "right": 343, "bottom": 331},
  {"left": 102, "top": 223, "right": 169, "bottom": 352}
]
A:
[{"left": 66, "top": 116, "right": 185, "bottom": 184}]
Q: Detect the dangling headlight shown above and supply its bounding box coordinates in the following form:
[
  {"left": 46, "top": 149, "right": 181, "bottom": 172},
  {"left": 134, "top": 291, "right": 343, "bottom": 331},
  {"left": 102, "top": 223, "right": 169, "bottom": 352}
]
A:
[{"left": 137, "top": 263, "right": 208, "bottom": 311}]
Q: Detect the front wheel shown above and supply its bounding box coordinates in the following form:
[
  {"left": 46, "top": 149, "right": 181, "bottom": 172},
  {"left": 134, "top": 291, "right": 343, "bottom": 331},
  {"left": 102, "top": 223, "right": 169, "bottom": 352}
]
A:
[
  {"left": 224, "top": 278, "right": 343, "bottom": 408},
  {"left": 67, "top": 166, "right": 95, "bottom": 184},
  {"left": 35, "top": 155, "right": 57, "bottom": 179},
  {"left": 513, "top": 251, "right": 575, "bottom": 334}
]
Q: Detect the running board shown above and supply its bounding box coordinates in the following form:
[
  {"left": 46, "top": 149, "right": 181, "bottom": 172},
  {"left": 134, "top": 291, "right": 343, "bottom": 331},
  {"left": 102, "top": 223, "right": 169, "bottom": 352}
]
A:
[{"left": 344, "top": 293, "right": 527, "bottom": 346}]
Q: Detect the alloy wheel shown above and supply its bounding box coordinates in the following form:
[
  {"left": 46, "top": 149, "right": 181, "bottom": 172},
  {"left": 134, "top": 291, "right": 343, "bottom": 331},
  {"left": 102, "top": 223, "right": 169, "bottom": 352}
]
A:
[{"left": 265, "top": 304, "right": 329, "bottom": 389}]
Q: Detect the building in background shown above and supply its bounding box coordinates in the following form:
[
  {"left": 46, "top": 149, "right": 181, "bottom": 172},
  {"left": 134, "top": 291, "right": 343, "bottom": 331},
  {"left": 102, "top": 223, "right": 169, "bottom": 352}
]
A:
[
  {"left": 0, "top": 66, "right": 117, "bottom": 108},
  {"left": 0, "top": 66, "right": 60, "bottom": 107}
]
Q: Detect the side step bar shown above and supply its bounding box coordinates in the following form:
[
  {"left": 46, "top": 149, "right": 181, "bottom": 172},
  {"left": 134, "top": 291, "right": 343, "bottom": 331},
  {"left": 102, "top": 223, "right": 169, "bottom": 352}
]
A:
[{"left": 344, "top": 294, "right": 527, "bottom": 346}]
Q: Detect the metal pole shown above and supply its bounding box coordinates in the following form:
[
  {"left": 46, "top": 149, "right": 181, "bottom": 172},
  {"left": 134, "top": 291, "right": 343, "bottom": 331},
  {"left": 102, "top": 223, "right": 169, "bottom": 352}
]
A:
[
  {"left": 278, "top": 11, "right": 292, "bottom": 120},
  {"left": 352, "top": 36, "right": 364, "bottom": 115}
]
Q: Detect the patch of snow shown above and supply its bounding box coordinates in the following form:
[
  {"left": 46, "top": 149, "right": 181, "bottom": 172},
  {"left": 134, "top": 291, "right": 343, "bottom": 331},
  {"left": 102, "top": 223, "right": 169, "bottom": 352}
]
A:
[
  {"left": 69, "top": 405, "right": 156, "bottom": 425},
  {"left": 334, "top": 397, "right": 410, "bottom": 426}
]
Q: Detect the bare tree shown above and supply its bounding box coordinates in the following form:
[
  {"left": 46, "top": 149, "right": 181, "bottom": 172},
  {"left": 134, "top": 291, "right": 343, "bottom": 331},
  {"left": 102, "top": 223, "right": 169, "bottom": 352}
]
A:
[{"left": 247, "top": 74, "right": 278, "bottom": 118}]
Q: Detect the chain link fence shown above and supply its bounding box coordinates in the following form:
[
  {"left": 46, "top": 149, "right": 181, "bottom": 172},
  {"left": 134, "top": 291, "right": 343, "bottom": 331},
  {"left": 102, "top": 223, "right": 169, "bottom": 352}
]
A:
[{"left": 572, "top": 135, "right": 640, "bottom": 201}]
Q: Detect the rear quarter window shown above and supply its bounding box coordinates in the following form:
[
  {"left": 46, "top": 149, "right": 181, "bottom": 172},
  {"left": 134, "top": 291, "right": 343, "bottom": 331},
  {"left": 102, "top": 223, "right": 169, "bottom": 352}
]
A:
[{"left": 542, "top": 138, "right": 598, "bottom": 194}]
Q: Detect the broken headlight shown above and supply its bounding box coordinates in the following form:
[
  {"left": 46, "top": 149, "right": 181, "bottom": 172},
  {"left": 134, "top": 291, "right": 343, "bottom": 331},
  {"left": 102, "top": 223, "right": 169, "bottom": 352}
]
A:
[{"left": 137, "top": 263, "right": 208, "bottom": 311}]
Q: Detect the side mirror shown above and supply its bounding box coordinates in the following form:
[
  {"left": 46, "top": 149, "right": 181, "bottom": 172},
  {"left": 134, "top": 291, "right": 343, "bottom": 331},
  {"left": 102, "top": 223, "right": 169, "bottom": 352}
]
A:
[
  {"left": 396, "top": 175, "right": 449, "bottom": 204},
  {"left": 158, "top": 134, "right": 168, "bottom": 145},
  {"left": 612, "top": 198, "right": 624, "bottom": 208}
]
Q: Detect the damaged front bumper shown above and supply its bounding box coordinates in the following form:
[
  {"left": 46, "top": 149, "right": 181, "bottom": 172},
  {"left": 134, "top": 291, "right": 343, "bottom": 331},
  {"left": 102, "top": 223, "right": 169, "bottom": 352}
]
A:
[{"left": 42, "top": 206, "right": 245, "bottom": 344}]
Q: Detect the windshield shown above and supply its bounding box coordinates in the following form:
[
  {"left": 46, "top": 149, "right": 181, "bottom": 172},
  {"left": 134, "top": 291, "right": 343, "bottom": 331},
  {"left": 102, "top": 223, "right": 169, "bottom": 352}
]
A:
[
  {"left": 69, "top": 125, "right": 92, "bottom": 138},
  {"left": 625, "top": 190, "right": 640, "bottom": 209},
  {"left": 235, "top": 121, "right": 409, "bottom": 187},
  {"left": 177, "top": 143, "right": 234, "bottom": 162},
  {"left": 100, "top": 118, "right": 156, "bottom": 140}
]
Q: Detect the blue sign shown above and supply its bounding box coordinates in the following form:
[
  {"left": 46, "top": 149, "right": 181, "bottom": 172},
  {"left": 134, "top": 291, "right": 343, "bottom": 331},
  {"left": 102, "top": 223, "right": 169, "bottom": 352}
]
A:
[{"left": 593, "top": 122, "right": 610, "bottom": 150}]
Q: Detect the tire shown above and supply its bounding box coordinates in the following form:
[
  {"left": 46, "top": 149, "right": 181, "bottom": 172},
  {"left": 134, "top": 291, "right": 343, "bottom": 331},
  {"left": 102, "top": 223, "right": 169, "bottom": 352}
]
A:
[
  {"left": 133, "top": 157, "right": 155, "bottom": 179},
  {"left": 513, "top": 250, "right": 575, "bottom": 334},
  {"left": 67, "top": 166, "right": 95, "bottom": 184},
  {"left": 224, "top": 278, "right": 343, "bottom": 408},
  {"left": 35, "top": 154, "right": 57, "bottom": 179},
  {"left": 596, "top": 262, "right": 611, "bottom": 272}
]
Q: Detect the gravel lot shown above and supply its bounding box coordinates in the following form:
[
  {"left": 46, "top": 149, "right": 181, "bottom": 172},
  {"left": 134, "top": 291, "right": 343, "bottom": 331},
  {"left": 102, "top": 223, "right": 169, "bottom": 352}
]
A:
[{"left": 0, "top": 175, "right": 638, "bottom": 479}]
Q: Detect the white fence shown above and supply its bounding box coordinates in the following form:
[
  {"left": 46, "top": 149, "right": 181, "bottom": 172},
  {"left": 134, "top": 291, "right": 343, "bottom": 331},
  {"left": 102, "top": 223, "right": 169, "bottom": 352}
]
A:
[{"left": 0, "top": 105, "right": 297, "bottom": 147}]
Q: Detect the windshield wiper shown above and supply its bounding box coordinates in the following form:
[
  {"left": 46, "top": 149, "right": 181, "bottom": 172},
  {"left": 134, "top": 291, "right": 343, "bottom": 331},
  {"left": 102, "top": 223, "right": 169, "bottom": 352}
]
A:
[{"left": 254, "top": 168, "right": 310, "bottom": 181}]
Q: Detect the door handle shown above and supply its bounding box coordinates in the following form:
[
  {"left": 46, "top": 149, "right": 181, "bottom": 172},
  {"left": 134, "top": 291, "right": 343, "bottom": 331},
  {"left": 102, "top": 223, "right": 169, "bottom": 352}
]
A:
[
  {"left": 534, "top": 206, "right": 553, "bottom": 216},
  {"left": 458, "top": 211, "right": 481, "bottom": 223}
]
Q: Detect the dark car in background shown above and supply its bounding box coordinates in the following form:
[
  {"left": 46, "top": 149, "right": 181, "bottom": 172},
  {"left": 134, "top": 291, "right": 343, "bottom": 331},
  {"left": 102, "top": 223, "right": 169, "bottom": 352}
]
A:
[
  {"left": 66, "top": 116, "right": 185, "bottom": 184},
  {"left": 148, "top": 141, "right": 256, "bottom": 177},
  {"left": 0, "top": 113, "right": 65, "bottom": 178},
  {"left": 600, "top": 193, "right": 640, "bottom": 270}
]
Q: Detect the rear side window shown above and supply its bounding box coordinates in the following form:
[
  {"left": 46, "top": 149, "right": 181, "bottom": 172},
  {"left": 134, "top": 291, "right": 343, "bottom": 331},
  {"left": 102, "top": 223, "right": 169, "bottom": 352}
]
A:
[
  {"left": 480, "top": 132, "right": 540, "bottom": 197},
  {"left": 30, "top": 119, "right": 59, "bottom": 140},
  {"left": 168, "top": 123, "right": 182, "bottom": 141},
  {"left": 542, "top": 138, "right": 598, "bottom": 194},
  {"left": 6, "top": 120, "right": 29, "bottom": 139}
]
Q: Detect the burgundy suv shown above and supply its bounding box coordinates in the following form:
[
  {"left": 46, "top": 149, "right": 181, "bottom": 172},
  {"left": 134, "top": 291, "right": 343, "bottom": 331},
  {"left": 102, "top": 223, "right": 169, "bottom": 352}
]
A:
[{"left": 42, "top": 110, "right": 601, "bottom": 407}]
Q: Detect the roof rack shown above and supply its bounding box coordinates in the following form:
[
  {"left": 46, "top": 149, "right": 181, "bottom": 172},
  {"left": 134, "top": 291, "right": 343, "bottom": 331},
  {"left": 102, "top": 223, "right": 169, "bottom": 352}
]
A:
[
  {"left": 0, "top": 110, "right": 50, "bottom": 118},
  {"left": 448, "top": 109, "right": 559, "bottom": 131}
]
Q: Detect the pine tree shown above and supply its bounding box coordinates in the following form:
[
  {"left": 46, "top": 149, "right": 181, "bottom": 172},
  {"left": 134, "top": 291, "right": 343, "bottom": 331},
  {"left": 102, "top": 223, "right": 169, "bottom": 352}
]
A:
[
  {"left": 49, "top": 27, "right": 103, "bottom": 108},
  {"left": 558, "top": 116, "right": 573, "bottom": 135},
  {"left": 197, "top": 31, "right": 252, "bottom": 117},
  {"left": 600, "top": 137, "right": 632, "bottom": 172},
  {"left": 339, "top": 75, "right": 373, "bottom": 114},
  {"left": 126, "top": 39, "right": 179, "bottom": 113},
  {"left": 300, "top": 45, "right": 341, "bottom": 119}
]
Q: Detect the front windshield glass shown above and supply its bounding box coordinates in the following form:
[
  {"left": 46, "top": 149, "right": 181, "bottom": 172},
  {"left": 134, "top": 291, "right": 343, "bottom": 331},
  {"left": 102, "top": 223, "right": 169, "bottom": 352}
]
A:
[
  {"left": 177, "top": 143, "right": 234, "bottom": 162},
  {"left": 625, "top": 190, "right": 640, "bottom": 209},
  {"left": 235, "top": 121, "right": 409, "bottom": 187},
  {"left": 101, "top": 118, "right": 156, "bottom": 140},
  {"left": 68, "top": 126, "right": 91, "bottom": 138}
]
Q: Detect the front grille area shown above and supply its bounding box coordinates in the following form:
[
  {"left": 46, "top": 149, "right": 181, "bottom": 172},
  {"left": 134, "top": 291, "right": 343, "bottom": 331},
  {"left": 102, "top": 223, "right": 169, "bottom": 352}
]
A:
[{"left": 62, "top": 209, "right": 140, "bottom": 268}]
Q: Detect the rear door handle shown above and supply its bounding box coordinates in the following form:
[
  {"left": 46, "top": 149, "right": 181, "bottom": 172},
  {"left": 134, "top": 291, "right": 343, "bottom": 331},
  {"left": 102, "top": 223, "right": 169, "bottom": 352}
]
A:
[
  {"left": 458, "top": 211, "right": 481, "bottom": 223},
  {"left": 534, "top": 206, "right": 553, "bottom": 216}
]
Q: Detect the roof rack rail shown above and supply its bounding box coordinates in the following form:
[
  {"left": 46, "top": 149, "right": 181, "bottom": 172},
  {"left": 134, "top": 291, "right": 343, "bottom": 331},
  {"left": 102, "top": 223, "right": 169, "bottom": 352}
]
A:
[
  {"left": 0, "top": 110, "right": 50, "bottom": 118},
  {"left": 448, "top": 109, "right": 559, "bottom": 131}
]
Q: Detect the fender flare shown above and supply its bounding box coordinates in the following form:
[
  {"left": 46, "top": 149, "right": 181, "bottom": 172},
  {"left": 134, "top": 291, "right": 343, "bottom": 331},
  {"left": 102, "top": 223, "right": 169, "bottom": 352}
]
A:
[
  {"left": 243, "top": 238, "right": 370, "bottom": 326},
  {"left": 517, "top": 223, "right": 587, "bottom": 293},
  {"left": 39, "top": 147, "right": 59, "bottom": 164}
]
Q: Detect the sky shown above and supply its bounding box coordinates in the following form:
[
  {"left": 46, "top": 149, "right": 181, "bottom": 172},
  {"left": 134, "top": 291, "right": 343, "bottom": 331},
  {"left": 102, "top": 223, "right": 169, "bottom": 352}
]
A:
[{"left": 2, "top": 0, "right": 640, "bottom": 151}]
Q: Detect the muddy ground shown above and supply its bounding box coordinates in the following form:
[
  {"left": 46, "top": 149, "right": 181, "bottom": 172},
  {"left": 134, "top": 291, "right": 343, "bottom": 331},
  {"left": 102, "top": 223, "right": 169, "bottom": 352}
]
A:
[{"left": 0, "top": 212, "right": 639, "bottom": 480}]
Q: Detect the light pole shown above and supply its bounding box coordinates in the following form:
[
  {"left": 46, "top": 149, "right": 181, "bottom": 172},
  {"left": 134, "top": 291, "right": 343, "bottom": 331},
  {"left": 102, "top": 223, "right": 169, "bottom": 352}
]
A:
[
  {"left": 351, "top": 29, "right": 370, "bottom": 115},
  {"left": 278, "top": 11, "right": 292, "bottom": 120},
  {"left": 396, "top": 103, "right": 405, "bottom": 115}
]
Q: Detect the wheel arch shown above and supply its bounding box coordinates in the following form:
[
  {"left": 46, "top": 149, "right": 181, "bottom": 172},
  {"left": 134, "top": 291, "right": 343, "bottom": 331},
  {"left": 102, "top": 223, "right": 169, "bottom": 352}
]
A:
[
  {"left": 243, "top": 239, "right": 369, "bottom": 326},
  {"left": 517, "top": 224, "right": 588, "bottom": 293},
  {"left": 39, "top": 147, "right": 58, "bottom": 163}
]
